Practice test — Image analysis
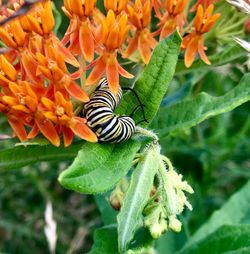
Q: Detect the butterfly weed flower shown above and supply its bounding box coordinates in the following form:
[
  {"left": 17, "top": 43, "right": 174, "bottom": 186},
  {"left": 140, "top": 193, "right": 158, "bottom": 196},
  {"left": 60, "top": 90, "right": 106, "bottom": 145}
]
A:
[
  {"left": 0, "top": 15, "right": 39, "bottom": 82},
  {"left": 19, "top": 0, "right": 79, "bottom": 67},
  {"left": 40, "top": 91, "right": 97, "bottom": 147},
  {"left": 155, "top": 0, "right": 189, "bottom": 40},
  {"left": 182, "top": 4, "right": 220, "bottom": 67},
  {"left": 104, "top": 0, "right": 128, "bottom": 15},
  {"left": 123, "top": 0, "right": 157, "bottom": 64},
  {"left": 0, "top": 89, "right": 29, "bottom": 142},
  {"left": 62, "top": 0, "right": 97, "bottom": 62},
  {"left": 85, "top": 10, "right": 133, "bottom": 94},
  {"left": 0, "top": 80, "right": 49, "bottom": 143},
  {"left": 0, "top": 7, "right": 27, "bottom": 51},
  {"left": 36, "top": 45, "right": 89, "bottom": 102}
]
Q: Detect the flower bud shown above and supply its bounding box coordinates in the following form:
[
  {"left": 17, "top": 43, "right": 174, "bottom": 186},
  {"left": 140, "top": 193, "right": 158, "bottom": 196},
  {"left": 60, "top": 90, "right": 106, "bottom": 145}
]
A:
[
  {"left": 150, "top": 222, "right": 164, "bottom": 239},
  {"left": 169, "top": 216, "right": 182, "bottom": 232}
]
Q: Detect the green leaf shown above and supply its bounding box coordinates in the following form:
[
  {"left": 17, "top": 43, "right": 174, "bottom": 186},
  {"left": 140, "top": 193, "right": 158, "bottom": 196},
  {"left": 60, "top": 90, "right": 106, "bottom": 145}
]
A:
[
  {"left": 153, "top": 73, "right": 250, "bottom": 137},
  {"left": 0, "top": 143, "right": 82, "bottom": 170},
  {"left": 181, "top": 180, "right": 250, "bottom": 251},
  {"left": 88, "top": 225, "right": 118, "bottom": 254},
  {"left": 178, "top": 225, "right": 250, "bottom": 254},
  {"left": 117, "top": 31, "right": 182, "bottom": 126},
  {"left": 95, "top": 194, "right": 117, "bottom": 225},
  {"left": 117, "top": 144, "right": 160, "bottom": 253},
  {"left": 161, "top": 72, "right": 207, "bottom": 107},
  {"left": 58, "top": 140, "right": 140, "bottom": 194},
  {"left": 175, "top": 45, "right": 246, "bottom": 75},
  {"left": 155, "top": 231, "right": 182, "bottom": 254},
  {"left": 88, "top": 226, "right": 154, "bottom": 254},
  {"left": 127, "top": 227, "right": 154, "bottom": 253}
]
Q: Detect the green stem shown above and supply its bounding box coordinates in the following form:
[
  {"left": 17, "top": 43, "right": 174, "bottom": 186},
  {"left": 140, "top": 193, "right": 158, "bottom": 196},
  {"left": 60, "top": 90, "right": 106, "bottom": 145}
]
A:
[
  {"left": 135, "top": 126, "right": 159, "bottom": 141},
  {"left": 78, "top": 54, "right": 86, "bottom": 88}
]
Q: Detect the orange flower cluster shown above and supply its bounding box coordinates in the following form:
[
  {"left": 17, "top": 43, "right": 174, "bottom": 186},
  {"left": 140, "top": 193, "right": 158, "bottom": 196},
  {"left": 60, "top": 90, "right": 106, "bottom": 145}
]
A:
[
  {"left": 0, "top": 0, "right": 97, "bottom": 147},
  {"left": 0, "top": 0, "right": 220, "bottom": 146},
  {"left": 61, "top": 0, "right": 220, "bottom": 92}
]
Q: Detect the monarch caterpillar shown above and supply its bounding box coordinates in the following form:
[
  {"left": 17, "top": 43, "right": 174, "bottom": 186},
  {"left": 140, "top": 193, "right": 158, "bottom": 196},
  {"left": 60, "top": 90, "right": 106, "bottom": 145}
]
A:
[{"left": 84, "top": 78, "right": 137, "bottom": 143}]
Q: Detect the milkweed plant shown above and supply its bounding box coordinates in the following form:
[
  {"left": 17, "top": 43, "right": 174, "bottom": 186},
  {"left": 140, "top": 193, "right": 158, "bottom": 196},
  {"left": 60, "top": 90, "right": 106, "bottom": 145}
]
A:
[{"left": 0, "top": 0, "right": 249, "bottom": 253}]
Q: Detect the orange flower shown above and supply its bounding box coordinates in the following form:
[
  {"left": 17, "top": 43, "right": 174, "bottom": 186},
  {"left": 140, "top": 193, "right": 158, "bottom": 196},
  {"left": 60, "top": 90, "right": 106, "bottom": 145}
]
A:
[
  {"left": 123, "top": 0, "right": 157, "bottom": 64},
  {"left": 62, "top": 0, "right": 97, "bottom": 62},
  {"left": 0, "top": 80, "right": 61, "bottom": 146},
  {"left": 0, "top": 91, "right": 21, "bottom": 135},
  {"left": 0, "top": 18, "right": 27, "bottom": 49},
  {"left": 182, "top": 4, "right": 220, "bottom": 67},
  {"left": 157, "top": 0, "right": 188, "bottom": 39},
  {"left": 18, "top": 0, "right": 79, "bottom": 67},
  {"left": 19, "top": 0, "right": 55, "bottom": 36},
  {"left": 104, "top": 0, "right": 128, "bottom": 14},
  {"left": 0, "top": 81, "right": 45, "bottom": 142},
  {"left": 85, "top": 10, "right": 133, "bottom": 93},
  {"left": 40, "top": 91, "right": 97, "bottom": 147},
  {"left": 2, "top": 81, "right": 39, "bottom": 117},
  {"left": 36, "top": 45, "right": 89, "bottom": 102}
]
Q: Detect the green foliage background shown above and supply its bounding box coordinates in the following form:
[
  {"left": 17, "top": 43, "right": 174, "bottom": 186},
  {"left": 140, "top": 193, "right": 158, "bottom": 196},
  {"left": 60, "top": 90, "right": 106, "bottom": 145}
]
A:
[{"left": 0, "top": 1, "right": 250, "bottom": 253}]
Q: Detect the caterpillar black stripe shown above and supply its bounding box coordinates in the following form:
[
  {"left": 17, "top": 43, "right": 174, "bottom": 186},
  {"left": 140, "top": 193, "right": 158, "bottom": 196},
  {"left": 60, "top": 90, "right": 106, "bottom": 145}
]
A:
[{"left": 84, "top": 78, "right": 136, "bottom": 143}]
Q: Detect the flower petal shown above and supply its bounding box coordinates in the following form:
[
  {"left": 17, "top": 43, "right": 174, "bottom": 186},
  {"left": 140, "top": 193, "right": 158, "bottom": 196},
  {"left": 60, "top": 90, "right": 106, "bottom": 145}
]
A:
[
  {"left": 201, "top": 13, "right": 221, "bottom": 33},
  {"left": 8, "top": 118, "right": 27, "bottom": 142},
  {"left": 0, "top": 27, "right": 17, "bottom": 48},
  {"left": 138, "top": 32, "right": 152, "bottom": 64},
  {"left": 43, "top": 112, "right": 58, "bottom": 122},
  {"left": 2, "top": 96, "right": 18, "bottom": 106},
  {"left": 70, "top": 0, "right": 84, "bottom": 16},
  {"left": 0, "top": 75, "right": 10, "bottom": 86},
  {"left": 85, "top": 57, "right": 106, "bottom": 86},
  {"left": 27, "top": 15, "right": 44, "bottom": 35},
  {"left": 40, "top": 1, "right": 55, "bottom": 34},
  {"left": 194, "top": 4, "right": 204, "bottom": 31},
  {"left": 106, "top": 53, "right": 119, "bottom": 94},
  {"left": 118, "top": 63, "right": 134, "bottom": 79},
  {"left": 9, "top": 20, "right": 26, "bottom": 46},
  {"left": 50, "top": 35, "right": 79, "bottom": 67},
  {"left": 70, "top": 117, "right": 97, "bottom": 142},
  {"left": 41, "top": 97, "right": 54, "bottom": 111},
  {"left": 20, "top": 51, "right": 41, "bottom": 84},
  {"left": 79, "top": 21, "right": 94, "bottom": 62},
  {"left": 198, "top": 37, "right": 211, "bottom": 65},
  {"left": 27, "top": 124, "right": 40, "bottom": 139},
  {"left": 35, "top": 115, "right": 60, "bottom": 147},
  {"left": 64, "top": 79, "right": 89, "bottom": 102},
  {"left": 62, "top": 126, "right": 74, "bottom": 147},
  {"left": 0, "top": 55, "right": 17, "bottom": 81},
  {"left": 159, "top": 19, "right": 176, "bottom": 40},
  {"left": 12, "top": 105, "right": 31, "bottom": 114},
  {"left": 184, "top": 37, "right": 199, "bottom": 68},
  {"left": 123, "top": 33, "right": 139, "bottom": 58}
]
